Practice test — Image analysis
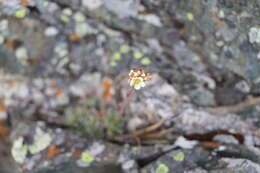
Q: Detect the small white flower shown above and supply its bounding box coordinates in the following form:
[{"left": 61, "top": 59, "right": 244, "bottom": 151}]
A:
[
  {"left": 129, "top": 77, "right": 146, "bottom": 90},
  {"left": 128, "top": 68, "right": 151, "bottom": 90}
]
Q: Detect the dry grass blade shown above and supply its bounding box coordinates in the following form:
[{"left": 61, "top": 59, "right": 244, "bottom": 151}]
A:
[
  {"left": 131, "top": 118, "right": 168, "bottom": 136},
  {"left": 141, "top": 127, "right": 175, "bottom": 139}
]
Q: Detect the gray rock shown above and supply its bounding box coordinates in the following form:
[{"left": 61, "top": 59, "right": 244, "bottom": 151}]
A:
[{"left": 103, "top": 0, "right": 139, "bottom": 18}]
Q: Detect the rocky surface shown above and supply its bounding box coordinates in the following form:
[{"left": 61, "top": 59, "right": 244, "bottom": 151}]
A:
[{"left": 0, "top": 0, "right": 260, "bottom": 173}]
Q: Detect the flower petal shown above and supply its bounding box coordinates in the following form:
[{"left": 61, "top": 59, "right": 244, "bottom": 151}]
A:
[
  {"left": 129, "top": 79, "right": 134, "bottom": 87},
  {"left": 134, "top": 85, "right": 141, "bottom": 90}
]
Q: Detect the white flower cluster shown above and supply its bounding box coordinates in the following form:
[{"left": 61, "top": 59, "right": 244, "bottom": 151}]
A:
[{"left": 128, "top": 68, "right": 152, "bottom": 90}]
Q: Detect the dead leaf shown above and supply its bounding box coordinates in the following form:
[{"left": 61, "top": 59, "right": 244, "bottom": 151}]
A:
[
  {"left": 72, "top": 149, "right": 81, "bottom": 159},
  {"left": 47, "top": 145, "right": 59, "bottom": 159},
  {"left": 0, "top": 123, "right": 9, "bottom": 136},
  {"left": 201, "top": 141, "right": 220, "bottom": 148},
  {"left": 20, "top": 0, "right": 29, "bottom": 6},
  {"left": 70, "top": 32, "right": 80, "bottom": 41},
  {"left": 6, "top": 39, "right": 14, "bottom": 49},
  {"left": 54, "top": 88, "right": 63, "bottom": 97},
  {"left": 0, "top": 104, "right": 7, "bottom": 112},
  {"left": 102, "top": 79, "right": 113, "bottom": 100},
  {"left": 7, "top": 80, "right": 15, "bottom": 88}
]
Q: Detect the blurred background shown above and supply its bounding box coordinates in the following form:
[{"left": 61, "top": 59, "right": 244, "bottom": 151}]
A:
[{"left": 0, "top": 0, "right": 260, "bottom": 172}]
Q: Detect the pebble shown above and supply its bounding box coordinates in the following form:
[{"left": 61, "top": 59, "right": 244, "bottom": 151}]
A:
[
  {"left": 218, "top": 10, "right": 225, "bottom": 18},
  {"left": 0, "top": 19, "right": 8, "bottom": 32},
  {"left": 103, "top": 0, "right": 139, "bottom": 18},
  {"left": 73, "top": 12, "right": 86, "bottom": 23},
  {"left": 62, "top": 8, "right": 73, "bottom": 16},
  {"left": 174, "top": 136, "right": 198, "bottom": 149},
  {"left": 88, "top": 142, "right": 105, "bottom": 156},
  {"left": 56, "top": 94, "right": 70, "bottom": 106},
  {"left": 122, "top": 159, "right": 135, "bottom": 170},
  {"left": 213, "top": 134, "right": 239, "bottom": 144},
  {"left": 82, "top": 0, "right": 103, "bottom": 10},
  {"left": 138, "top": 14, "right": 162, "bottom": 27},
  {"left": 15, "top": 47, "right": 28, "bottom": 59},
  {"left": 44, "top": 26, "right": 59, "bottom": 37},
  {"left": 127, "top": 116, "right": 144, "bottom": 131},
  {"left": 54, "top": 43, "right": 69, "bottom": 58},
  {"left": 249, "top": 27, "right": 260, "bottom": 44},
  {"left": 0, "top": 34, "right": 4, "bottom": 44},
  {"left": 0, "top": 111, "right": 7, "bottom": 121},
  {"left": 75, "top": 23, "right": 97, "bottom": 37}
]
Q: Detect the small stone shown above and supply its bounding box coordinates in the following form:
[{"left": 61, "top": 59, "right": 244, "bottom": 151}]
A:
[
  {"left": 249, "top": 27, "right": 260, "bottom": 44},
  {"left": 88, "top": 142, "right": 105, "bottom": 156},
  {"left": 138, "top": 14, "right": 162, "bottom": 27},
  {"left": 15, "top": 47, "right": 28, "bottom": 61},
  {"left": 213, "top": 134, "right": 239, "bottom": 144},
  {"left": 54, "top": 43, "right": 68, "bottom": 57},
  {"left": 0, "top": 20, "right": 8, "bottom": 31},
  {"left": 235, "top": 80, "right": 250, "bottom": 93},
  {"left": 122, "top": 160, "right": 135, "bottom": 170},
  {"left": 73, "top": 12, "right": 86, "bottom": 22},
  {"left": 56, "top": 94, "right": 69, "bottom": 106},
  {"left": 127, "top": 116, "right": 144, "bottom": 131},
  {"left": 44, "top": 26, "right": 59, "bottom": 37},
  {"left": 69, "top": 63, "right": 81, "bottom": 73},
  {"left": 62, "top": 8, "right": 72, "bottom": 16},
  {"left": 0, "top": 34, "right": 4, "bottom": 44},
  {"left": 216, "top": 41, "right": 224, "bottom": 47},
  {"left": 82, "top": 0, "right": 103, "bottom": 10},
  {"left": 103, "top": 0, "right": 139, "bottom": 18},
  {"left": 174, "top": 136, "right": 198, "bottom": 149},
  {"left": 75, "top": 23, "right": 96, "bottom": 37},
  {"left": 218, "top": 10, "right": 225, "bottom": 18},
  {"left": 0, "top": 110, "right": 7, "bottom": 121}
]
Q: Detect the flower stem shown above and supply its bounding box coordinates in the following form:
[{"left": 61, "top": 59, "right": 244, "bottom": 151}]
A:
[{"left": 116, "top": 88, "right": 134, "bottom": 119}]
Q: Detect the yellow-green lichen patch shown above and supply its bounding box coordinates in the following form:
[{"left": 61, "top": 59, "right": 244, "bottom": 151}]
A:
[
  {"left": 155, "top": 163, "right": 169, "bottom": 173},
  {"left": 81, "top": 151, "right": 95, "bottom": 163},
  {"left": 11, "top": 137, "right": 28, "bottom": 164},
  {"left": 119, "top": 44, "right": 130, "bottom": 54},
  {"left": 28, "top": 127, "right": 52, "bottom": 154},
  {"left": 112, "top": 52, "right": 122, "bottom": 60},
  {"left": 60, "top": 15, "right": 70, "bottom": 23},
  {"left": 192, "top": 55, "right": 201, "bottom": 62},
  {"left": 141, "top": 57, "right": 151, "bottom": 65},
  {"left": 110, "top": 61, "right": 118, "bottom": 67},
  {"left": 15, "top": 8, "right": 27, "bottom": 18},
  {"left": 173, "top": 152, "right": 185, "bottom": 162},
  {"left": 133, "top": 50, "right": 143, "bottom": 59},
  {"left": 186, "top": 13, "right": 194, "bottom": 21}
]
